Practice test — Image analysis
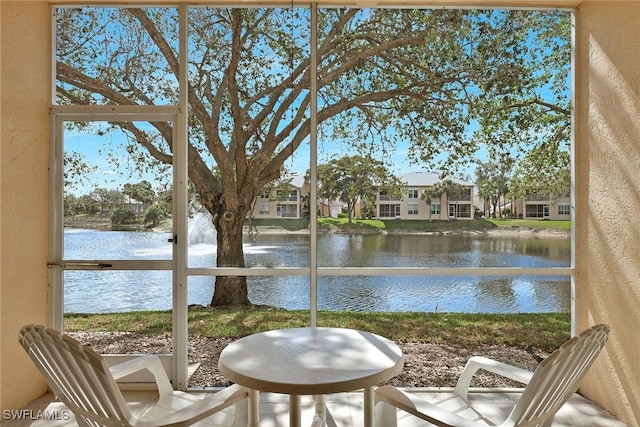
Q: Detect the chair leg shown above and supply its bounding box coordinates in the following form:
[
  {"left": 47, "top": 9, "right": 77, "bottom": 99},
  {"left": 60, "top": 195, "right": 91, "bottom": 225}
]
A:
[{"left": 374, "top": 401, "right": 398, "bottom": 427}]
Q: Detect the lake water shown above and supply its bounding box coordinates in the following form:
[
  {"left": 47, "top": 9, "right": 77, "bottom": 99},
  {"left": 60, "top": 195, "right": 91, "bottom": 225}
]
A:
[{"left": 63, "top": 226, "right": 571, "bottom": 314}]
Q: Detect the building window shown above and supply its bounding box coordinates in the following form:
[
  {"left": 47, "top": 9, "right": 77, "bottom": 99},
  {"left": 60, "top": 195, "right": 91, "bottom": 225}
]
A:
[
  {"left": 259, "top": 203, "right": 270, "bottom": 215},
  {"left": 431, "top": 202, "right": 440, "bottom": 215},
  {"left": 277, "top": 204, "right": 298, "bottom": 218},
  {"left": 277, "top": 189, "right": 298, "bottom": 201},
  {"left": 558, "top": 204, "right": 570, "bottom": 215},
  {"left": 526, "top": 204, "right": 550, "bottom": 218},
  {"left": 408, "top": 203, "right": 419, "bottom": 215},
  {"left": 259, "top": 190, "right": 270, "bottom": 199},
  {"left": 408, "top": 189, "right": 419, "bottom": 199},
  {"left": 379, "top": 204, "right": 401, "bottom": 218},
  {"left": 457, "top": 204, "right": 471, "bottom": 218}
]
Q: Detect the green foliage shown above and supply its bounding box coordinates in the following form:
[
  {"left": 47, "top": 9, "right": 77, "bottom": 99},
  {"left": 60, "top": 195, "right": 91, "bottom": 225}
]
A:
[
  {"left": 110, "top": 206, "right": 137, "bottom": 225},
  {"left": 64, "top": 194, "right": 101, "bottom": 216},
  {"left": 317, "top": 155, "right": 404, "bottom": 223},
  {"left": 63, "top": 152, "right": 98, "bottom": 191},
  {"left": 144, "top": 203, "right": 168, "bottom": 227}
]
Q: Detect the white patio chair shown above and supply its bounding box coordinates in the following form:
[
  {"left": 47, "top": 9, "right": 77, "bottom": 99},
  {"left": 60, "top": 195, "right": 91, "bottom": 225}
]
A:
[
  {"left": 374, "top": 324, "right": 609, "bottom": 427},
  {"left": 19, "top": 324, "right": 249, "bottom": 427}
]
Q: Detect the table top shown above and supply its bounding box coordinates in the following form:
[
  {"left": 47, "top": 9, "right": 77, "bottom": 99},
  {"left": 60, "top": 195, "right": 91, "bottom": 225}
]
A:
[{"left": 218, "top": 327, "right": 404, "bottom": 395}]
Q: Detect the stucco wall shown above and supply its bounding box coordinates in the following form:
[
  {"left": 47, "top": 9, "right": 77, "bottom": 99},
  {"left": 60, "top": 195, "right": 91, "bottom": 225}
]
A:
[
  {"left": 575, "top": 2, "right": 640, "bottom": 424},
  {"left": 0, "top": 1, "right": 50, "bottom": 412}
]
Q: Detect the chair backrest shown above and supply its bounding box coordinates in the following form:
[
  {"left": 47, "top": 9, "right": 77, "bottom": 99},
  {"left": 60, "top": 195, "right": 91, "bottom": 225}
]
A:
[
  {"left": 508, "top": 324, "right": 610, "bottom": 427},
  {"left": 19, "top": 324, "right": 133, "bottom": 427}
]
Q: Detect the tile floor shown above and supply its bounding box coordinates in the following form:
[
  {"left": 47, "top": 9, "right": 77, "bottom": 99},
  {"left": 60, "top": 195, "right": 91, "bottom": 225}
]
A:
[{"left": 3, "top": 388, "right": 626, "bottom": 426}]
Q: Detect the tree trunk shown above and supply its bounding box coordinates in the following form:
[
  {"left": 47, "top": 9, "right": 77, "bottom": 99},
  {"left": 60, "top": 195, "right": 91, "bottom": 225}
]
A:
[{"left": 209, "top": 208, "right": 251, "bottom": 307}]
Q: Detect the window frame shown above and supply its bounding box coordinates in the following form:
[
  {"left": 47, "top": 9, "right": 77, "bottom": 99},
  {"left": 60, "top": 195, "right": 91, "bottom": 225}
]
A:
[
  {"left": 431, "top": 202, "right": 441, "bottom": 215},
  {"left": 49, "top": 3, "right": 578, "bottom": 389}
]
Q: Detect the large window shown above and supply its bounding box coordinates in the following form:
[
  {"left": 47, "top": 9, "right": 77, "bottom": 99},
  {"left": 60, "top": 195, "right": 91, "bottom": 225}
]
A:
[
  {"left": 558, "top": 204, "right": 571, "bottom": 215},
  {"left": 379, "top": 204, "right": 401, "bottom": 218},
  {"left": 51, "top": 4, "right": 574, "bottom": 389},
  {"left": 431, "top": 202, "right": 441, "bottom": 215},
  {"left": 527, "top": 204, "right": 550, "bottom": 218}
]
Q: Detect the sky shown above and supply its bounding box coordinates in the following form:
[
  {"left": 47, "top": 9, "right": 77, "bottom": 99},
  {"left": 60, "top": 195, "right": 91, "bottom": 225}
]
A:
[
  {"left": 60, "top": 7, "right": 569, "bottom": 197},
  {"left": 64, "top": 124, "right": 482, "bottom": 197}
]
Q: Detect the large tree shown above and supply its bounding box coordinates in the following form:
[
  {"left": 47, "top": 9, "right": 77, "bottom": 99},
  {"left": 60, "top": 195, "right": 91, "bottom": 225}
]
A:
[
  {"left": 475, "top": 157, "right": 514, "bottom": 218},
  {"left": 56, "top": 7, "right": 570, "bottom": 306},
  {"left": 469, "top": 12, "right": 572, "bottom": 197},
  {"left": 317, "top": 156, "right": 403, "bottom": 223}
]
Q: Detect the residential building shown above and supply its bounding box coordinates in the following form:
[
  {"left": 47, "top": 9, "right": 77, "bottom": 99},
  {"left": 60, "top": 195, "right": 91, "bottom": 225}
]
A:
[
  {"left": 521, "top": 191, "right": 571, "bottom": 220},
  {"left": 250, "top": 173, "right": 308, "bottom": 219},
  {"left": 376, "top": 171, "right": 476, "bottom": 221},
  {"left": 503, "top": 191, "right": 571, "bottom": 220}
]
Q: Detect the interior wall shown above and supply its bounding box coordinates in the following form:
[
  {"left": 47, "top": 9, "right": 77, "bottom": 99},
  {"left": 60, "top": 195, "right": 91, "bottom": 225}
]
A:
[
  {"left": 0, "top": 1, "right": 50, "bottom": 412},
  {"left": 575, "top": 2, "right": 640, "bottom": 425}
]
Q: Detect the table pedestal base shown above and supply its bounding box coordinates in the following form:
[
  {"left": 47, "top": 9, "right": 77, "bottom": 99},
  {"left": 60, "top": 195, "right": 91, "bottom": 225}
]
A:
[
  {"left": 248, "top": 389, "right": 260, "bottom": 427},
  {"left": 289, "top": 394, "right": 326, "bottom": 427}
]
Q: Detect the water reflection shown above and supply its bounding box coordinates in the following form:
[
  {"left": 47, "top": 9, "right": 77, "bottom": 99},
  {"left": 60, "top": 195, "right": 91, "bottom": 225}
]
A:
[{"left": 64, "top": 229, "right": 571, "bottom": 313}]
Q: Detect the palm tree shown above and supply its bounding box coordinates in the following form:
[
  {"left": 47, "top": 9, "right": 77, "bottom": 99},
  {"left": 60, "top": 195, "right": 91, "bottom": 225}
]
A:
[
  {"left": 420, "top": 186, "right": 442, "bottom": 222},
  {"left": 435, "top": 179, "right": 465, "bottom": 221}
]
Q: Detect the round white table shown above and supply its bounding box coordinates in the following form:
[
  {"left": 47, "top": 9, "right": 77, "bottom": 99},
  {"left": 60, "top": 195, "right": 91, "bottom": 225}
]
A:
[{"left": 218, "top": 327, "right": 404, "bottom": 427}]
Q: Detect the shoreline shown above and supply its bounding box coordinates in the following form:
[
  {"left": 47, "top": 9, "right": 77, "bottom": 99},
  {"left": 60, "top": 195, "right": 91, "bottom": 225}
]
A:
[
  {"left": 246, "top": 225, "right": 570, "bottom": 239},
  {"left": 64, "top": 217, "right": 570, "bottom": 239}
]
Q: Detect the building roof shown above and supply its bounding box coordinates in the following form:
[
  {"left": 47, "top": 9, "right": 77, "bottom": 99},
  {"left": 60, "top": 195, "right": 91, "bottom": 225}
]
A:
[
  {"left": 280, "top": 172, "right": 306, "bottom": 189},
  {"left": 401, "top": 171, "right": 475, "bottom": 187}
]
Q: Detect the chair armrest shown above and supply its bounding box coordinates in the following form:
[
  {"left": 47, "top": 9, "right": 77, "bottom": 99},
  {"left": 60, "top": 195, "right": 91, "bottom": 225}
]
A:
[
  {"left": 137, "top": 384, "right": 249, "bottom": 427},
  {"left": 375, "top": 385, "right": 485, "bottom": 427},
  {"left": 453, "top": 356, "right": 534, "bottom": 399},
  {"left": 109, "top": 355, "right": 173, "bottom": 397}
]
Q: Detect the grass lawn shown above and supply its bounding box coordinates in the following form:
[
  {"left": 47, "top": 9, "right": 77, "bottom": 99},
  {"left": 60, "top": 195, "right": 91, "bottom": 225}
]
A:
[
  {"left": 485, "top": 218, "right": 571, "bottom": 230},
  {"left": 249, "top": 217, "right": 571, "bottom": 232},
  {"left": 64, "top": 309, "right": 571, "bottom": 351}
]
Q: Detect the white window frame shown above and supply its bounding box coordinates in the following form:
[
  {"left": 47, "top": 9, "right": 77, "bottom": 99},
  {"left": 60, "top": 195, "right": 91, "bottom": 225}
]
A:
[
  {"left": 379, "top": 203, "right": 401, "bottom": 218},
  {"left": 431, "top": 202, "right": 441, "bottom": 215},
  {"left": 49, "top": 4, "right": 578, "bottom": 389}
]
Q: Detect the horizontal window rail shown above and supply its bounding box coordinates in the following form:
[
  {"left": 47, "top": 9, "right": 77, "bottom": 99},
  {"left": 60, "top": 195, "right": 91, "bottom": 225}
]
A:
[
  {"left": 187, "top": 266, "right": 573, "bottom": 276},
  {"left": 50, "top": 260, "right": 172, "bottom": 270}
]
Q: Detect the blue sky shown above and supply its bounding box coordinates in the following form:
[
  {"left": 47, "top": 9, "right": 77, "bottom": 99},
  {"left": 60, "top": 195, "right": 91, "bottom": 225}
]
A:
[{"left": 64, "top": 122, "right": 485, "bottom": 196}]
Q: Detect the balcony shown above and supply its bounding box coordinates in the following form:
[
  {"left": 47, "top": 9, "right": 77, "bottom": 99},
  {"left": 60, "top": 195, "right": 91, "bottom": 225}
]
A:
[
  {"left": 448, "top": 195, "right": 472, "bottom": 202},
  {"left": 525, "top": 194, "right": 551, "bottom": 201},
  {"left": 378, "top": 194, "right": 402, "bottom": 201}
]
